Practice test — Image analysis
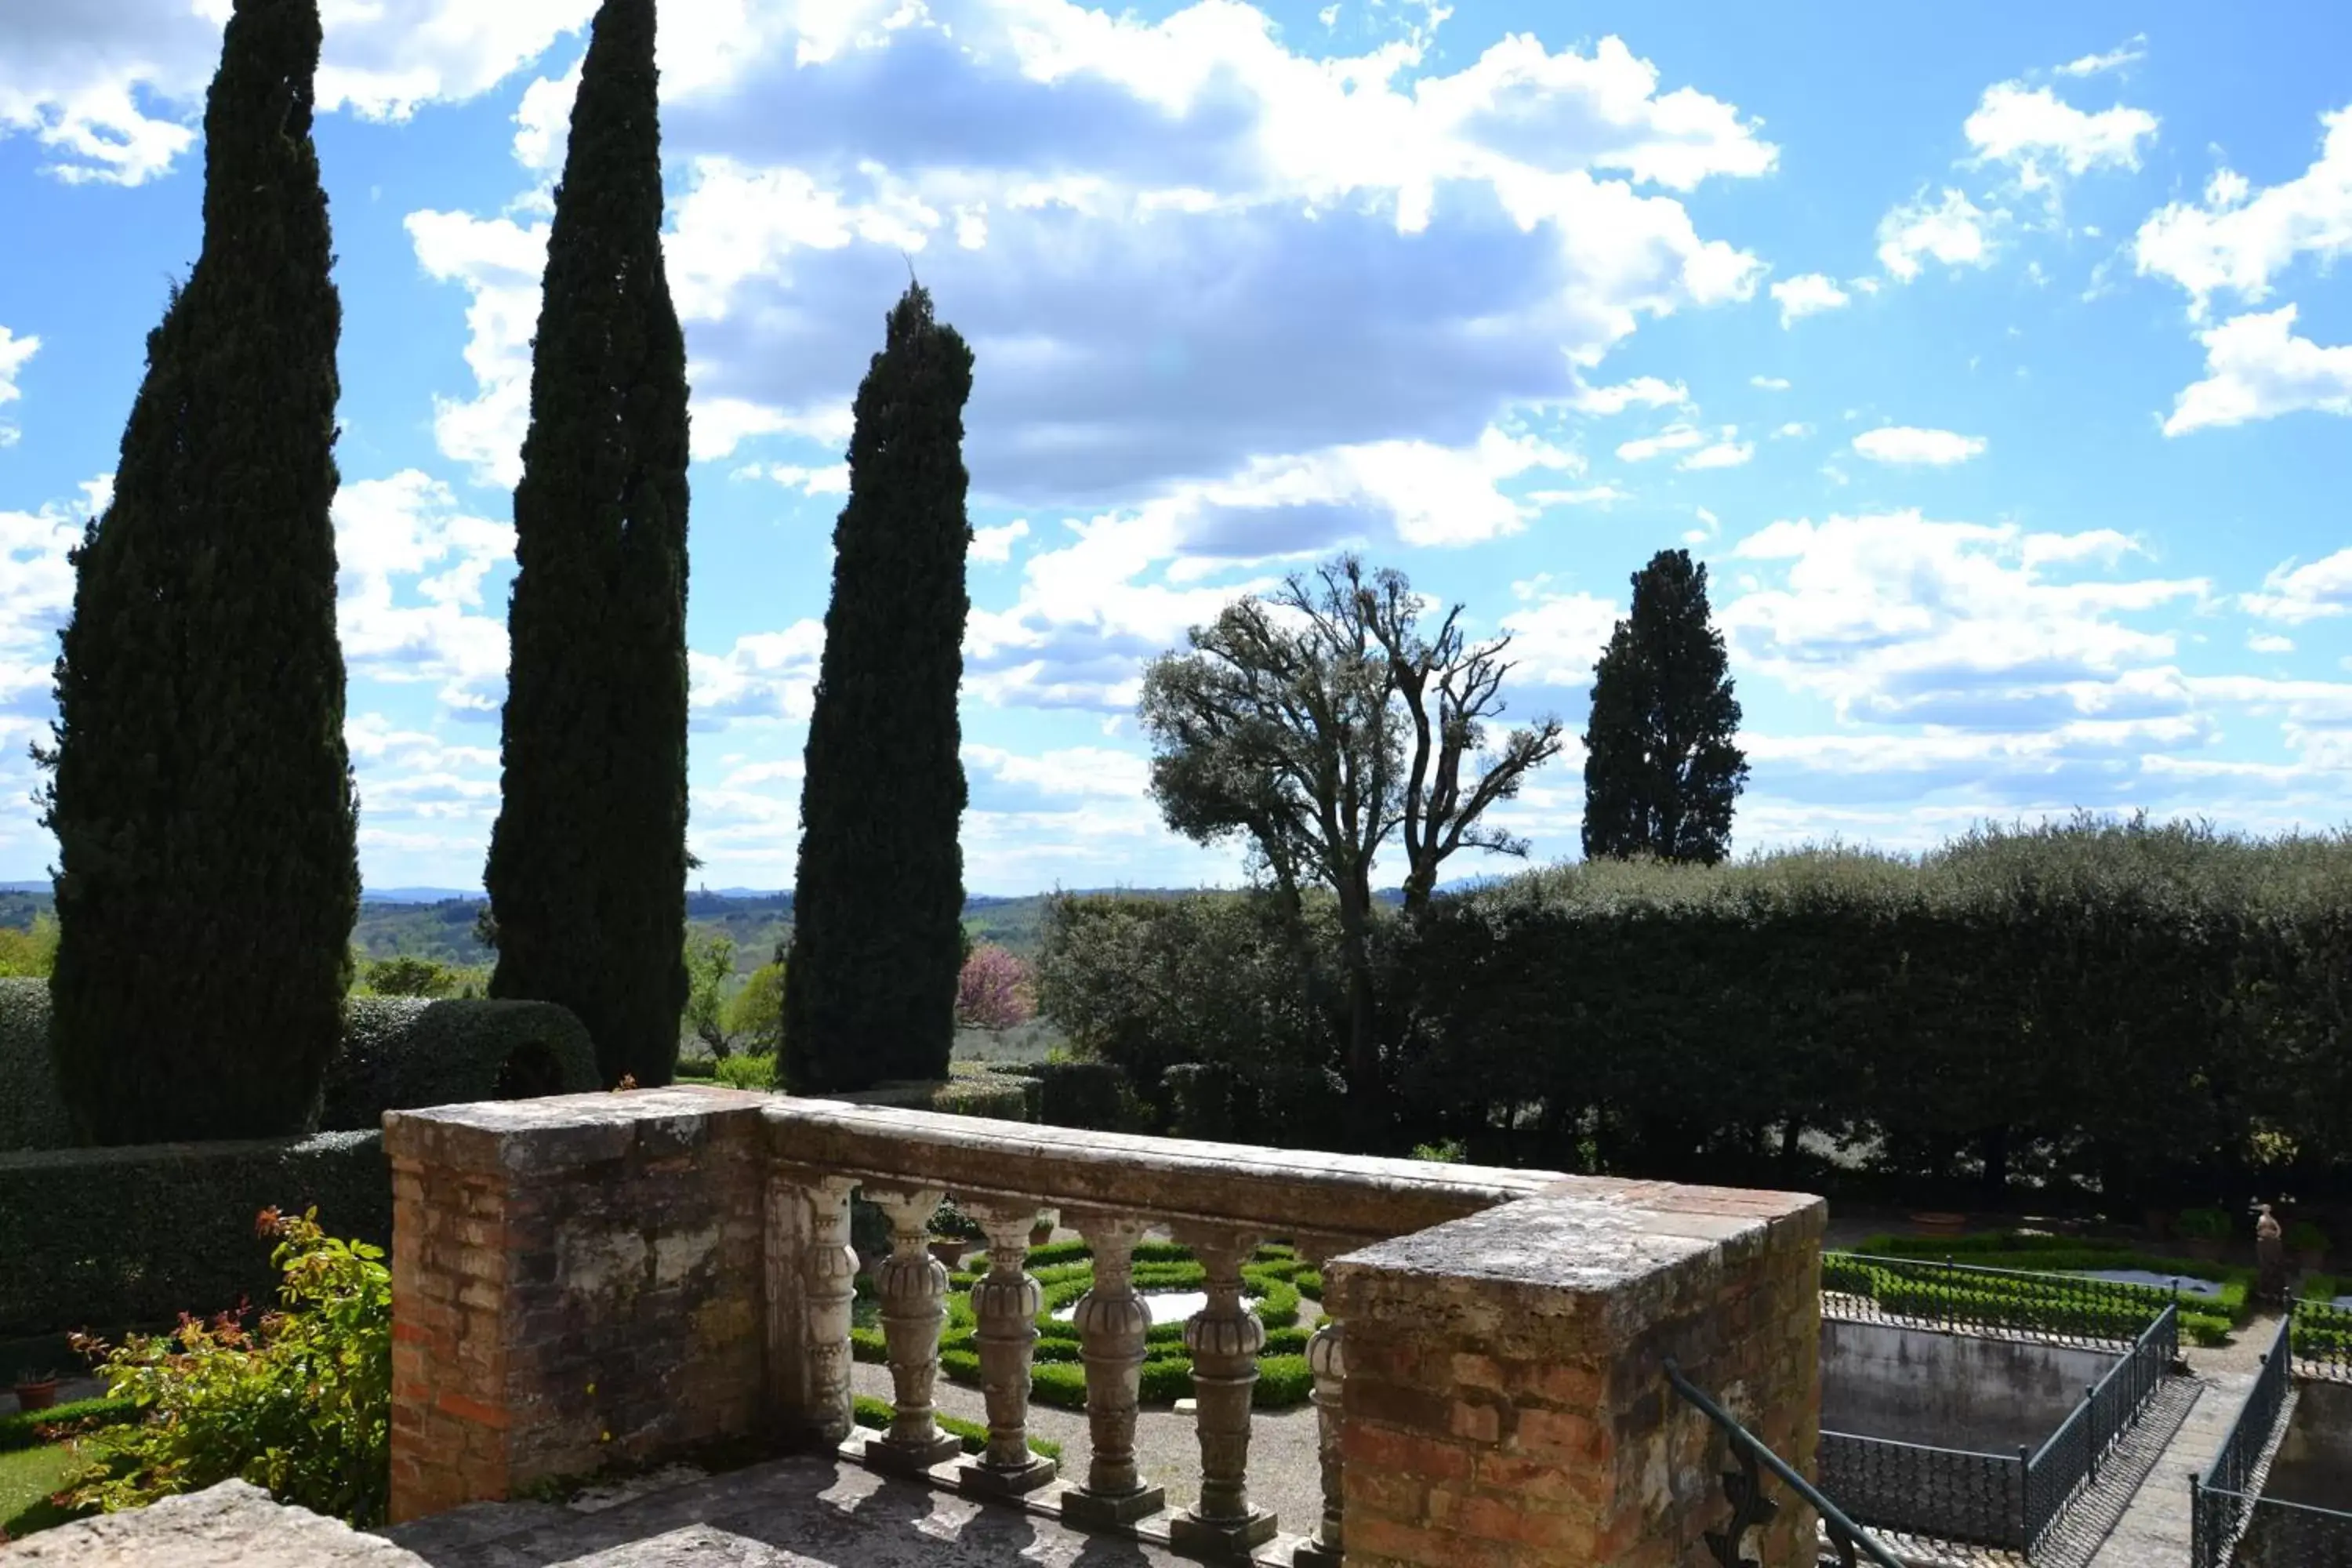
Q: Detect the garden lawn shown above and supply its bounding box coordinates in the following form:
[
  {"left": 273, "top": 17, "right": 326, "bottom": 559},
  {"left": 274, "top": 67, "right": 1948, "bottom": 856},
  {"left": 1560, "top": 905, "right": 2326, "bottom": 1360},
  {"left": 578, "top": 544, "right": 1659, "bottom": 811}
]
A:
[
  {"left": 1845, "top": 1231, "right": 2253, "bottom": 1345},
  {"left": 0, "top": 1441, "right": 82, "bottom": 1541}
]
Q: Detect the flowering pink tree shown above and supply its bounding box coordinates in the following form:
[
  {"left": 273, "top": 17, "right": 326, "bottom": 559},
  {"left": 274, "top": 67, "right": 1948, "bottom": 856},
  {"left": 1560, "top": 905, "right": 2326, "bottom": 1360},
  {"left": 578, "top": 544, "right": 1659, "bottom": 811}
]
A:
[{"left": 956, "top": 943, "right": 1036, "bottom": 1030}]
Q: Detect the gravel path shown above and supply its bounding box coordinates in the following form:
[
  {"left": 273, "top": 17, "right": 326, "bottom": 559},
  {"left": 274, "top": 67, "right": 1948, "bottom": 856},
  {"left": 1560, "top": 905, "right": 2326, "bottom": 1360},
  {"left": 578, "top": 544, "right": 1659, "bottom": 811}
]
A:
[{"left": 848, "top": 1361, "right": 1323, "bottom": 1534}]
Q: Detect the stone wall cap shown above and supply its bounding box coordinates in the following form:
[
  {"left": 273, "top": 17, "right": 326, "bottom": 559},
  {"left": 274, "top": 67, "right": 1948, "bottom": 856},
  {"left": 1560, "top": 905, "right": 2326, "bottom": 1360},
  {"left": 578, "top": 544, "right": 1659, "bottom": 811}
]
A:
[
  {"left": 383, "top": 1086, "right": 772, "bottom": 1174},
  {"left": 0, "top": 1479, "right": 432, "bottom": 1565}
]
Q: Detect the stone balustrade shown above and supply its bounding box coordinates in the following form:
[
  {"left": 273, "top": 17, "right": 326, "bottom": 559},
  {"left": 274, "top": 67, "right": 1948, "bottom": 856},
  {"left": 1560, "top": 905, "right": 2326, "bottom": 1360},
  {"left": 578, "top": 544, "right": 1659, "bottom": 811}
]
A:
[{"left": 386, "top": 1087, "right": 1826, "bottom": 1567}]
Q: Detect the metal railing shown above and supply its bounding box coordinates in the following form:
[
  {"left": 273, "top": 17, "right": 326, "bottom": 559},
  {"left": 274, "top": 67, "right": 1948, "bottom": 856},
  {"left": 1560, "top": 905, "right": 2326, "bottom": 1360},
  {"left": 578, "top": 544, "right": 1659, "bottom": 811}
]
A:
[
  {"left": 1823, "top": 1250, "right": 2184, "bottom": 1348},
  {"left": 2023, "top": 1302, "right": 2179, "bottom": 1541},
  {"left": 2191, "top": 1315, "right": 2293, "bottom": 1568},
  {"left": 1817, "top": 1302, "right": 2179, "bottom": 1553},
  {"left": 2292, "top": 1294, "right": 2352, "bottom": 1383},
  {"left": 1664, "top": 1358, "right": 1904, "bottom": 1568}
]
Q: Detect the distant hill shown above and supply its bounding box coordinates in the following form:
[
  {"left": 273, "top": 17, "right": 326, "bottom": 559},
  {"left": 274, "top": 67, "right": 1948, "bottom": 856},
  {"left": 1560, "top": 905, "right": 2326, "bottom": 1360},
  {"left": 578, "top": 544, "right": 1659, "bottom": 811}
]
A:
[{"left": 1, "top": 883, "right": 1220, "bottom": 968}]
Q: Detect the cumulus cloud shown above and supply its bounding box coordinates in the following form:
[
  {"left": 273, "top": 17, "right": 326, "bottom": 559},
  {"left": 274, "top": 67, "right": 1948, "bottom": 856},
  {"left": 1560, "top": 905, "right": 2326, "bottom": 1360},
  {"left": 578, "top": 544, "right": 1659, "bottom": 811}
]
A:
[
  {"left": 1878, "top": 188, "right": 1999, "bottom": 281},
  {"left": 2244, "top": 547, "right": 2352, "bottom": 623},
  {"left": 422, "top": 6, "right": 1774, "bottom": 506},
  {"left": 1751, "top": 375, "right": 1791, "bottom": 390},
  {"left": 972, "top": 519, "right": 1031, "bottom": 564},
  {"left": 0, "top": 326, "right": 36, "bottom": 446},
  {"left": 691, "top": 620, "right": 828, "bottom": 725},
  {"left": 2056, "top": 37, "right": 2147, "bottom": 78},
  {"left": 2161, "top": 305, "right": 2352, "bottom": 436},
  {"left": 2135, "top": 107, "right": 2352, "bottom": 318},
  {"left": 332, "top": 471, "right": 515, "bottom": 715},
  {"left": 1568, "top": 376, "right": 1687, "bottom": 416},
  {"left": 0, "top": 0, "right": 595, "bottom": 185},
  {"left": 1679, "top": 435, "right": 1752, "bottom": 470},
  {"left": 1851, "top": 426, "right": 1987, "bottom": 465},
  {"left": 1722, "top": 510, "right": 2207, "bottom": 728},
  {"left": 1501, "top": 576, "right": 1618, "bottom": 690},
  {"left": 1769, "top": 272, "right": 1849, "bottom": 326},
  {"left": 1962, "top": 82, "right": 2156, "bottom": 192},
  {"left": 1616, "top": 422, "right": 1707, "bottom": 462}
]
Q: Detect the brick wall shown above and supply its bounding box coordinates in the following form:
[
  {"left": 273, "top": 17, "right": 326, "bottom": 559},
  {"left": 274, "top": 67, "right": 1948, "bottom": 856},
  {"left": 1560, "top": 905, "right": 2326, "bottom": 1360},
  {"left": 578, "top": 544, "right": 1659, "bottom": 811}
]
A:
[
  {"left": 384, "top": 1087, "right": 773, "bottom": 1524},
  {"left": 1325, "top": 1178, "right": 1825, "bottom": 1568}
]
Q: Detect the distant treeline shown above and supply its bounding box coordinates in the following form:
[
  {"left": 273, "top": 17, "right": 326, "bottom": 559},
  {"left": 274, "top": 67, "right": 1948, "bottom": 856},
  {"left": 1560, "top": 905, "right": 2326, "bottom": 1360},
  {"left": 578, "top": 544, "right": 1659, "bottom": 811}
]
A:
[{"left": 1040, "top": 815, "right": 2352, "bottom": 1214}]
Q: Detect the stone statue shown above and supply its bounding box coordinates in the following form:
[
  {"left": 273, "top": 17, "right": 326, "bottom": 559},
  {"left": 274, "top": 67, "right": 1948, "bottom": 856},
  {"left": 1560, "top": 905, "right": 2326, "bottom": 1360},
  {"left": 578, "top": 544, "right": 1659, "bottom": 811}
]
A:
[{"left": 2255, "top": 1203, "right": 2288, "bottom": 1308}]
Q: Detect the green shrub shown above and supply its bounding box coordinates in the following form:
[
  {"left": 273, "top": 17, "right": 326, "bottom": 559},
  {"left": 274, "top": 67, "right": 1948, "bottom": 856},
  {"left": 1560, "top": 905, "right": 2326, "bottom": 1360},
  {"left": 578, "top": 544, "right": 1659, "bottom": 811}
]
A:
[
  {"left": 0, "top": 978, "right": 70, "bottom": 1152},
  {"left": 849, "top": 1395, "right": 1058, "bottom": 1460},
  {"left": 0, "top": 916, "right": 56, "bottom": 979},
  {"left": 836, "top": 1075, "right": 1034, "bottom": 1121},
  {"left": 0, "top": 1133, "right": 389, "bottom": 1340},
  {"left": 673, "top": 1058, "right": 718, "bottom": 1080},
  {"left": 321, "top": 997, "right": 599, "bottom": 1131},
  {"left": 0, "top": 1396, "right": 137, "bottom": 1454},
  {"left": 62, "top": 1210, "right": 390, "bottom": 1526},
  {"left": 2176, "top": 1207, "right": 2232, "bottom": 1240},
  {"left": 1010, "top": 1062, "right": 1131, "bottom": 1131},
  {"left": 2286, "top": 1220, "right": 2328, "bottom": 1254},
  {"left": 713, "top": 1054, "right": 778, "bottom": 1091}
]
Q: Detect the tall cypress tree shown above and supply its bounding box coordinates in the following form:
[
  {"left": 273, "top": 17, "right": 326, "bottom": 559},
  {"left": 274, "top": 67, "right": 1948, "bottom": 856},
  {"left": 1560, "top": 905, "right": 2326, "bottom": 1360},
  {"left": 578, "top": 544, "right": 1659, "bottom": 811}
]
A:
[
  {"left": 38, "top": 0, "right": 357, "bottom": 1143},
  {"left": 483, "top": 0, "right": 691, "bottom": 1087},
  {"left": 1581, "top": 548, "right": 1749, "bottom": 866},
  {"left": 784, "top": 285, "right": 975, "bottom": 1092}
]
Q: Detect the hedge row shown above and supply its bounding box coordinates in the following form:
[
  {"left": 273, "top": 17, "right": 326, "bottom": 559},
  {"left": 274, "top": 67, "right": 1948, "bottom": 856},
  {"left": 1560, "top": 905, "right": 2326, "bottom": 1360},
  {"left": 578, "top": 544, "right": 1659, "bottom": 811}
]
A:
[
  {"left": 0, "top": 1131, "right": 390, "bottom": 1338},
  {"left": 0, "top": 980, "right": 600, "bottom": 1151}
]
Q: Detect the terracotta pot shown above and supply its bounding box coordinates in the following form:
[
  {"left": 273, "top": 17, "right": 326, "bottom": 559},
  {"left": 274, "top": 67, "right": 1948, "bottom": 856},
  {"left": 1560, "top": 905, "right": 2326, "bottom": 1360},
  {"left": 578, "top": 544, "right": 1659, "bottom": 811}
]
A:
[
  {"left": 1029, "top": 1222, "right": 1056, "bottom": 1247},
  {"left": 927, "top": 1238, "right": 970, "bottom": 1268},
  {"left": 11, "top": 1379, "right": 59, "bottom": 1413},
  {"left": 1911, "top": 1211, "right": 1968, "bottom": 1236}
]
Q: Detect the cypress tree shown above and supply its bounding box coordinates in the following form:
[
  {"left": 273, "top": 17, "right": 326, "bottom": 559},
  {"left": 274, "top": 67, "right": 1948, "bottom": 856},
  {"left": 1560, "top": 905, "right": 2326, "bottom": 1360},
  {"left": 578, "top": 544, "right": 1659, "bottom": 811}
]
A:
[
  {"left": 38, "top": 0, "right": 357, "bottom": 1143},
  {"left": 482, "top": 0, "right": 691, "bottom": 1087},
  {"left": 784, "top": 285, "right": 975, "bottom": 1092},
  {"left": 1581, "top": 548, "right": 1749, "bottom": 866}
]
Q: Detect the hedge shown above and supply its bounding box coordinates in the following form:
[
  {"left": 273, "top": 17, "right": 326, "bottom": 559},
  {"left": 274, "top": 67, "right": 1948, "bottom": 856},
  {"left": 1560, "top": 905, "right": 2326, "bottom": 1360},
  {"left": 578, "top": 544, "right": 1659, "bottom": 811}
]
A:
[
  {"left": 319, "top": 997, "right": 601, "bottom": 1131},
  {"left": 0, "top": 978, "right": 69, "bottom": 1152},
  {"left": 0, "top": 1131, "right": 390, "bottom": 1339},
  {"left": 1003, "top": 1061, "right": 1129, "bottom": 1131},
  {"left": 2, "top": 985, "right": 600, "bottom": 1150},
  {"left": 837, "top": 1073, "right": 1035, "bottom": 1122}
]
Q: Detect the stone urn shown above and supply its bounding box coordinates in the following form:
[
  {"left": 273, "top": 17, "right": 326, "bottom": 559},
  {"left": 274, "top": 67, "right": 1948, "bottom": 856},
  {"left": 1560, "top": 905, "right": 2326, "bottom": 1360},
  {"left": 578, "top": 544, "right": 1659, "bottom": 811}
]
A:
[{"left": 927, "top": 1237, "right": 971, "bottom": 1269}]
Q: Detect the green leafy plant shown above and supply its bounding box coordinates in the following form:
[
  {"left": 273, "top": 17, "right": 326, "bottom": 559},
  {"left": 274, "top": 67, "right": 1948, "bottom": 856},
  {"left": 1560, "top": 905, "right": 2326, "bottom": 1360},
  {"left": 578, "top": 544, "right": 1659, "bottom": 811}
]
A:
[
  {"left": 2285, "top": 1220, "right": 2328, "bottom": 1254},
  {"left": 61, "top": 1208, "right": 391, "bottom": 1526},
  {"left": 2176, "top": 1207, "right": 2232, "bottom": 1241},
  {"left": 712, "top": 1054, "right": 778, "bottom": 1091}
]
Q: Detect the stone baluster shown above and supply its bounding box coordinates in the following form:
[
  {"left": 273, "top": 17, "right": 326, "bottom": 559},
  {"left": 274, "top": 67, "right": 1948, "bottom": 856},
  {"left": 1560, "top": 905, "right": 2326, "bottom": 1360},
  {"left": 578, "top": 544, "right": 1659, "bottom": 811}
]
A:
[
  {"left": 866, "top": 1185, "right": 963, "bottom": 1473},
  {"left": 957, "top": 1200, "right": 1058, "bottom": 1496},
  {"left": 1292, "top": 1236, "right": 1352, "bottom": 1567},
  {"left": 1171, "top": 1225, "right": 1276, "bottom": 1553},
  {"left": 801, "top": 1176, "right": 862, "bottom": 1446},
  {"left": 1062, "top": 1214, "right": 1166, "bottom": 1526}
]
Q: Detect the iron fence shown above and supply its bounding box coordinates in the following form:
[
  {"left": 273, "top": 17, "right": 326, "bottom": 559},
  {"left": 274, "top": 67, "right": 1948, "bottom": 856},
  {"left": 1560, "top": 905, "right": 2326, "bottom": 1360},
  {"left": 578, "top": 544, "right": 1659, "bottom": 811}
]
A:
[
  {"left": 2023, "top": 1302, "right": 2180, "bottom": 1541},
  {"left": 2227, "top": 1495, "right": 2352, "bottom": 1568},
  {"left": 2292, "top": 1296, "right": 2352, "bottom": 1383},
  {"left": 1817, "top": 1430, "right": 2026, "bottom": 1549},
  {"left": 1822, "top": 1250, "right": 2181, "bottom": 1348},
  {"left": 2192, "top": 1316, "right": 2294, "bottom": 1568}
]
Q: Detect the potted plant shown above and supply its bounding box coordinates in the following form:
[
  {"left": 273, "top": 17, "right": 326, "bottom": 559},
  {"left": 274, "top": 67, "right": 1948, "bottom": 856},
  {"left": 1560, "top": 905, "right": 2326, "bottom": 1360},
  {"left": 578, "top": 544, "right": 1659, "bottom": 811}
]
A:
[
  {"left": 10, "top": 1369, "right": 60, "bottom": 1413},
  {"left": 1029, "top": 1209, "right": 1058, "bottom": 1248},
  {"left": 1909, "top": 1211, "right": 1968, "bottom": 1237},
  {"left": 2286, "top": 1220, "right": 2329, "bottom": 1273},
  {"left": 2176, "top": 1206, "right": 2231, "bottom": 1261},
  {"left": 927, "top": 1199, "right": 986, "bottom": 1267}
]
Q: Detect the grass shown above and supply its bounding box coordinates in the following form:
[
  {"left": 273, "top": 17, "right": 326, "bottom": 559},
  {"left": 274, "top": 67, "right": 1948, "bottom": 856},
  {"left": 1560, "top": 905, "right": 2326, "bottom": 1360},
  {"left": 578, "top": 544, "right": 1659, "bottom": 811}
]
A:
[{"left": 0, "top": 1441, "right": 85, "bottom": 1542}]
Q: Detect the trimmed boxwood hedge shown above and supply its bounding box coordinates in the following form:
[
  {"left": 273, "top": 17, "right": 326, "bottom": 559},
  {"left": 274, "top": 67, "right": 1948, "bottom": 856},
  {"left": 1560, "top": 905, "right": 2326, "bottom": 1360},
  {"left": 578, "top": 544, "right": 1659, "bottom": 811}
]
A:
[
  {"left": 837, "top": 1073, "right": 1036, "bottom": 1121},
  {"left": 320, "top": 996, "right": 601, "bottom": 1131},
  {"left": 0, "top": 978, "right": 70, "bottom": 1152},
  {"left": 1003, "top": 1061, "right": 1131, "bottom": 1131},
  {"left": 0, "top": 1131, "right": 390, "bottom": 1339}
]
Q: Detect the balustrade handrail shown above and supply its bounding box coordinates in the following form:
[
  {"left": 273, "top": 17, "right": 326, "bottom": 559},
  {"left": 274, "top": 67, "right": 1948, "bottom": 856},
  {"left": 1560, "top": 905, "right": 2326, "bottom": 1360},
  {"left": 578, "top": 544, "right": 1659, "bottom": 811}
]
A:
[{"left": 1664, "top": 1357, "right": 1907, "bottom": 1568}]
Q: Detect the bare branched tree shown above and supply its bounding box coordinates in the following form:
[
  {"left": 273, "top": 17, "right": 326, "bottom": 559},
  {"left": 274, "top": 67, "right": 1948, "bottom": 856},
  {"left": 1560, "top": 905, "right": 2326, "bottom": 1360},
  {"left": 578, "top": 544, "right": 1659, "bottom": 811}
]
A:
[{"left": 1139, "top": 554, "right": 1563, "bottom": 1138}]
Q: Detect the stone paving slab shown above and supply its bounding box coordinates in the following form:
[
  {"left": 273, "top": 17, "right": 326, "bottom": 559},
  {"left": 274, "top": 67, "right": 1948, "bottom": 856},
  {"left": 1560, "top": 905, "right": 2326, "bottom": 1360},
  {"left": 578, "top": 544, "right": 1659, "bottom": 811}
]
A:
[
  {"left": 387, "top": 1455, "right": 1196, "bottom": 1568},
  {"left": 1, "top": 1481, "right": 430, "bottom": 1566}
]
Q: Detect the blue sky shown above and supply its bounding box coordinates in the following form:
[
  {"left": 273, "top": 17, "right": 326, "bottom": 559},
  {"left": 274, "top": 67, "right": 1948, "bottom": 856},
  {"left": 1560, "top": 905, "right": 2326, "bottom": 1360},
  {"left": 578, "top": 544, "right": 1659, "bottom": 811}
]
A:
[{"left": 2, "top": 0, "right": 2349, "bottom": 893}]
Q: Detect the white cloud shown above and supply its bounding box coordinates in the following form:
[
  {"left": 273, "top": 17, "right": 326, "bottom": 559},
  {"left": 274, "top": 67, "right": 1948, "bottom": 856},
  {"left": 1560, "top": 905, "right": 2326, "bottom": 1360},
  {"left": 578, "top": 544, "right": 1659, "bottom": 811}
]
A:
[
  {"left": 1962, "top": 82, "right": 2156, "bottom": 192},
  {"left": 972, "top": 519, "right": 1031, "bottom": 564},
  {"left": 1679, "top": 437, "right": 1752, "bottom": 470},
  {"left": 744, "top": 461, "right": 851, "bottom": 497},
  {"left": 1772, "top": 421, "right": 1812, "bottom": 439},
  {"left": 1878, "top": 188, "right": 1998, "bottom": 281},
  {"left": 1500, "top": 579, "right": 1619, "bottom": 690},
  {"left": 2249, "top": 632, "right": 2295, "bottom": 654},
  {"left": 1722, "top": 510, "right": 2208, "bottom": 727},
  {"left": 2056, "top": 37, "right": 2146, "bottom": 77},
  {"left": 2135, "top": 107, "right": 2352, "bottom": 318},
  {"left": 2245, "top": 546, "right": 2352, "bottom": 623},
  {"left": 0, "top": 326, "right": 36, "bottom": 446},
  {"left": 691, "top": 621, "right": 827, "bottom": 724},
  {"left": 0, "top": 0, "right": 593, "bottom": 186},
  {"left": 1851, "top": 426, "right": 1987, "bottom": 466},
  {"left": 332, "top": 471, "right": 514, "bottom": 714},
  {"left": 430, "top": 8, "right": 1777, "bottom": 510},
  {"left": 1568, "top": 376, "right": 1687, "bottom": 416},
  {"left": 1750, "top": 375, "right": 1791, "bottom": 390},
  {"left": 2161, "top": 305, "right": 2352, "bottom": 436},
  {"left": 1769, "top": 272, "right": 1849, "bottom": 326},
  {"left": 1616, "top": 422, "right": 1707, "bottom": 462}
]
